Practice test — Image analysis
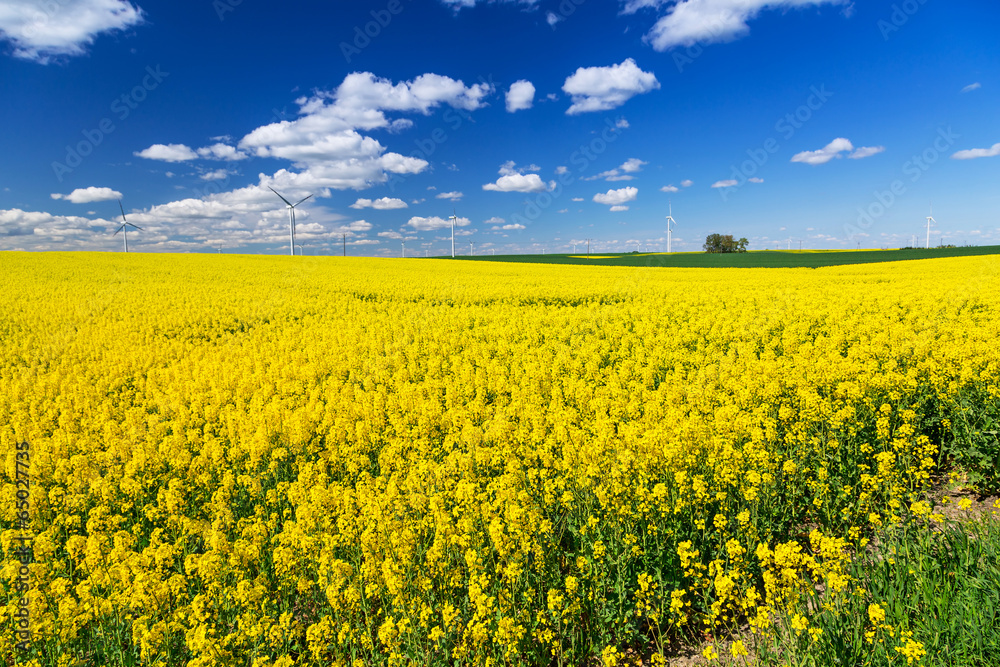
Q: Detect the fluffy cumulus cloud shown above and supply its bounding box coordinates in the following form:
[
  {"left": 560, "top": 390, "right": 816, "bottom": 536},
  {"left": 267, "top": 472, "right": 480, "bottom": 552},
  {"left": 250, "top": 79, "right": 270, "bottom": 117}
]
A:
[
  {"left": 350, "top": 197, "right": 408, "bottom": 209},
  {"left": 660, "top": 185, "right": 679, "bottom": 192},
  {"left": 483, "top": 161, "right": 554, "bottom": 193},
  {"left": 135, "top": 143, "right": 199, "bottom": 162},
  {"left": 435, "top": 191, "right": 464, "bottom": 201},
  {"left": 235, "top": 71, "right": 491, "bottom": 190},
  {"left": 51, "top": 186, "right": 122, "bottom": 203},
  {"left": 952, "top": 143, "right": 1000, "bottom": 160},
  {"left": 621, "top": 0, "right": 849, "bottom": 51},
  {"left": 562, "top": 59, "right": 659, "bottom": 114},
  {"left": 506, "top": 80, "right": 536, "bottom": 112},
  {"left": 0, "top": 0, "right": 144, "bottom": 63},
  {"left": 593, "top": 187, "right": 638, "bottom": 206},
  {"left": 405, "top": 215, "right": 471, "bottom": 231},
  {"left": 197, "top": 143, "right": 248, "bottom": 161},
  {"left": 791, "top": 138, "right": 884, "bottom": 165},
  {"left": 0, "top": 208, "right": 112, "bottom": 248}
]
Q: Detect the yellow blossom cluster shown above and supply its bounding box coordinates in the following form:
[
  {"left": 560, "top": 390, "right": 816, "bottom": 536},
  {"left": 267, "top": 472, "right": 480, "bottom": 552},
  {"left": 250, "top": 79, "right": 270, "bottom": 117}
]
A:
[{"left": 1, "top": 252, "right": 998, "bottom": 665}]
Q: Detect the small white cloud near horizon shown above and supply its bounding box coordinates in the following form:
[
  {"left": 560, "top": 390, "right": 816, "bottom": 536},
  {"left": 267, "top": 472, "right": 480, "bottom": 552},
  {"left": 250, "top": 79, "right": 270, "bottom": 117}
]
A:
[
  {"left": 563, "top": 59, "right": 660, "bottom": 115},
  {"left": 961, "top": 82, "right": 982, "bottom": 93},
  {"left": 51, "top": 186, "right": 123, "bottom": 204},
  {"left": 506, "top": 80, "right": 536, "bottom": 112},
  {"left": 952, "top": 143, "right": 1000, "bottom": 160},
  {"left": 0, "top": 0, "right": 144, "bottom": 64},
  {"left": 351, "top": 197, "right": 409, "bottom": 210},
  {"left": 593, "top": 186, "right": 638, "bottom": 207},
  {"left": 436, "top": 191, "right": 464, "bottom": 201},
  {"left": 609, "top": 205, "right": 630, "bottom": 212},
  {"left": 406, "top": 215, "right": 471, "bottom": 231}
]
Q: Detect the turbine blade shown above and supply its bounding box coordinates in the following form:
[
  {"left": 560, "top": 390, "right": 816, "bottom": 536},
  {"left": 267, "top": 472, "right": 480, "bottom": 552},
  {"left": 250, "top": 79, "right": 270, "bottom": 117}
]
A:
[
  {"left": 119, "top": 200, "right": 126, "bottom": 222},
  {"left": 114, "top": 225, "right": 125, "bottom": 235},
  {"left": 127, "top": 223, "right": 144, "bottom": 231},
  {"left": 293, "top": 194, "right": 313, "bottom": 207},
  {"left": 268, "top": 186, "right": 293, "bottom": 207}
]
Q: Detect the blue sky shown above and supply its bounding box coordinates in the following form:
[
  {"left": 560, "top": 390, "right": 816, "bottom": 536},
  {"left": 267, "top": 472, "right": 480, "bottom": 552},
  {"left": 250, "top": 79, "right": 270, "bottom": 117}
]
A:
[{"left": 1, "top": 0, "right": 997, "bottom": 255}]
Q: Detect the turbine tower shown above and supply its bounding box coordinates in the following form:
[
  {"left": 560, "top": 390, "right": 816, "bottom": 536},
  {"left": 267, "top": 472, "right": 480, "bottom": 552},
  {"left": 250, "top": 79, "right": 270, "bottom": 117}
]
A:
[
  {"left": 925, "top": 204, "right": 936, "bottom": 249},
  {"left": 665, "top": 202, "right": 678, "bottom": 253},
  {"left": 448, "top": 210, "right": 458, "bottom": 258},
  {"left": 114, "top": 200, "right": 143, "bottom": 253},
  {"left": 269, "top": 187, "right": 312, "bottom": 256}
]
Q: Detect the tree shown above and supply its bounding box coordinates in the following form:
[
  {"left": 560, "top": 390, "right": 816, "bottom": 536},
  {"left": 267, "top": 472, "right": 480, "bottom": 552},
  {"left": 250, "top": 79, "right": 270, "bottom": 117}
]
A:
[{"left": 704, "top": 234, "right": 750, "bottom": 253}]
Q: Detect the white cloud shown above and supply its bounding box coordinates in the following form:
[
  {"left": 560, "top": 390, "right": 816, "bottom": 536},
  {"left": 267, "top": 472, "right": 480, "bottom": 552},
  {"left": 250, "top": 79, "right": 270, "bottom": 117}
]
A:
[
  {"left": 660, "top": 185, "right": 679, "bottom": 192},
  {"left": 952, "top": 143, "right": 1000, "bottom": 160},
  {"left": 232, "top": 71, "right": 487, "bottom": 190},
  {"left": 615, "top": 118, "right": 630, "bottom": 128},
  {"left": 506, "top": 80, "right": 536, "bottom": 112},
  {"left": 563, "top": 59, "right": 659, "bottom": 114},
  {"left": 711, "top": 179, "right": 739, "bottom": 188},
  {"left": 849, "top": 145, "right": 885, "bottom": 159},
  {"left": 555, "top": 166, "right": 569, "bottom": 175},
  {"left": 961, "top": 82, "right": 982, "bottom": 93},
  {"left": 571, "top": 197, "right": 584, "bottom": 201},
  {"left": 0, "top": 0, "right": 143, "bottom": 63},
  {"left": 626, "top": 0, "right": 849, "bottom": 51},
  {"left": 197, "top": 143, "right": 248, "bottom": 161},
  {"left": 135, "top": 144, "right": 199, "bottom": 162},
  {"left": 593, "top": 187, "right": 638, "bottom": 206},
  {"left": 436, "top": 191, "right": 464, "bottom": 201},
  {"left": 681, "top": 179, "right": 693, "bottom": 187},
  {"left": 351, "top": 197, "right": 409, "bottom": 209},
  {"left": 50, "top": 186, "right": 122, "bottom": 203},
  {"left": 585, "top": 157, "right": 648, "bottom": 181},
  {"left": 200, "top": 170, "right": 230, "bottom": 181},
  {"left": 621, "top": 158, "right": 646, "bottom": 173},
  {"left": 546, "top": 10, "right": 563, "bottom": 26},
  {"left": 609, "top": 205, "right": 630, "bottom": 212},
  {"left": 406, "top": 215, "right": 471, "bottom": 231},
  {"left": 747, "top": 177, "right": 764, "bottom": 183},
  {"left": 790, "top": 137, "right": 863, "bottom": 165},
  {"left": 483, "top": 161, "right": 554, "bottom": 193},
  {"left": 484, "top": 216, "right": 505, "bottom": 225},
  {"left": 439, "top": 0, "right": 539, "bottom": 9},
  {"left": 492, "top": 223, "right": 526, "bottom": 230}
]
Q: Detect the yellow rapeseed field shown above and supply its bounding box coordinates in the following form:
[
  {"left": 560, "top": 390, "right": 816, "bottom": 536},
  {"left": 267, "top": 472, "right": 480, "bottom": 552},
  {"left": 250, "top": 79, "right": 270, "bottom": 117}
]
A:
[{"left": 2, "top": 252, "right": 998, "bottom": 666}]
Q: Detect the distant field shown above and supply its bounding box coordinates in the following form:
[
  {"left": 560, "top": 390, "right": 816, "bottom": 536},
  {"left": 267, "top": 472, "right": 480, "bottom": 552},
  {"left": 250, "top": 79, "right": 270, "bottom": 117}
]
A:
[{"left": 437, "top": 245, "right": 1000, "bottom": 268}]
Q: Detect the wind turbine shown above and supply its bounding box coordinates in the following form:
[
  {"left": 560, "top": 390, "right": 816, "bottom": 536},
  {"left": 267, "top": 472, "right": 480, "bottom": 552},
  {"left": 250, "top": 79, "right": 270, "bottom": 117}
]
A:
[
  {"left": 448, "top": 210, "right": 458, "bottom": 258},
  {"left": 401, "top": 240, "right": 406, "bottom": 258},
  {"left": 926, "top": 204, "right": 936, "bottom": 249},
  {"left": 269, "top": 187, "right": 312, "bottom": 256},
  {"left": 469, "top": 240, "right": 474, "bottom": 256},
  {"left": 114, "top": 200, "right": 142, "bottom": 253},
  {"left": 665, "top": 202, "right": 677, "bottom": 253}
]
